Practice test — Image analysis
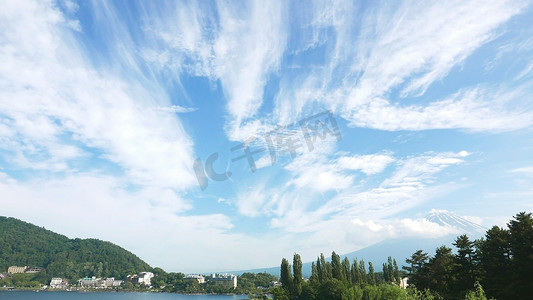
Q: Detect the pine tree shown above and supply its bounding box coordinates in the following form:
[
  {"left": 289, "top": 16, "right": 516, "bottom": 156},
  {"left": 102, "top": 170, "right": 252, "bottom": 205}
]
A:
[
  {"left": 280, "top": 258, "right": 293, "bottom": 295},
  {"left": 368, "top": 262, "right": 375, "bottom": 285},
  {"left": 310, "top": 261, "right": 319, "bottom": 283},
  {"left": 382, "top": 263, "right": 389, "bottom": 282},
  {"left": 508, "top": 212, "right": 533, "bottom": 299},
  {"left": 316, "top": 256, "right": 323, "bottom": 283},
  {"left": 393, "top": 258, "right": 400, "bottom": 284},
  {"left": 351, "top": 259, "right": 361, "bottom": 285},
  {"left": 342, "top": 257, "right": 351, "bottom": 284},
  {"left": 428, "top": 246, "right": 456, "bottom": 297},
  {"left": 293, "top": 253, "right": 303, "bottom": 297},
  {"left": 331, "top": 251, "right": 345, "bottom": 282},
  {"left": 404, "top": 250, "right": 430, "bottom": 290},
  {"left": 478, "top": 226, "right": 511, "bottom": 299},
  {"left": 453, "top": 234, "right": 476, "bottom": 294},
  {"left": 319, "top": 253, "right": 331, "bottom": 281},
  {"left": 359, "top": 259, "right": 366, "bottom": 283},
  {"left": 387, "top": 257, "right": 394, "bottom": 284}
]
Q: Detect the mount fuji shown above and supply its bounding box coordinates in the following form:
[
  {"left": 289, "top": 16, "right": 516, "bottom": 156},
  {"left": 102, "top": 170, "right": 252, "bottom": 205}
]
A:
[
  {"left": 425, "top": 209, "right": 486, "bottom": 236},
  {"left": 326, "top": 210, "right": 487, "bottom": 273}
]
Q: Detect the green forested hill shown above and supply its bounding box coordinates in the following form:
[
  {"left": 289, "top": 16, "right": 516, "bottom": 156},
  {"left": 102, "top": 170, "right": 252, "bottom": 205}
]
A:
[{"left": 0, "top": 216, "right": 151, "bottom": 282}]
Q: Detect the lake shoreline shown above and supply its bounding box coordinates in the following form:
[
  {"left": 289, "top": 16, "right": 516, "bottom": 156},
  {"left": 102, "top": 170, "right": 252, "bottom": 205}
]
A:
[
  {"left": 0, "top": 289, "right": 255, "bottom": 297},
  {"left": 0, "top": 290, "right": 253, "bottom": 299},
  {"left": 0, "top": 289, "right": 248, "bottom": 295}
]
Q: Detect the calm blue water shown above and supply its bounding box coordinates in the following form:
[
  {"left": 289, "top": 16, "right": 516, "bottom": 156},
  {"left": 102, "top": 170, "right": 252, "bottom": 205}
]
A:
[{"left": 0, "top": 292, "right": 250, "bottom": 300}]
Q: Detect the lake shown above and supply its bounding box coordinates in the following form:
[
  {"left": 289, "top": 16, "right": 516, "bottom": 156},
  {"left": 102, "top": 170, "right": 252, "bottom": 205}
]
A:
[{"left": 0, "top": 291, "right": 250, "bottom": 300}]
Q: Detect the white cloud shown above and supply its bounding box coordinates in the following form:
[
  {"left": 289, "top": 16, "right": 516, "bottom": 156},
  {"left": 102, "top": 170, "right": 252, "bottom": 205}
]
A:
[
  {"left": 269, "top": 210, "right": 465, "bottom": 257},
  {"left": 285, "top": 152, "right": 353, "bottom": 192},
  {"left": 236, "top": 186, "right": 269, "bottom": 218},
  {"left": 461, "top": 215, "right": 484, "bottom": 226},
  {"left": 0, "top": 172, "right": 16, "bottom": 184},
  {"left": 351, "top": 219, "right": 387, "bottom": 233},
  {"left": 509, "top": 166, "right": 533, "bottom": 175},
  {"left": 351, "top": 217, "right": 460, "bottom": 239},
  {"left": 152, "top": 105, "right": 197, "bottom": 113},
  {"left": 215, "top": 1, "right": 286, "bottom": 126},
  {"left": 350, "top": 0, "right": 525, "bottom": 100},
  {"left": 345, "top": 88, "right": 533, "bottom": 131},
  {"left": 337, "top": 153, "right": 395, "bottom": 175},
  {"left": 516, "top": 61, "right": 533, "bottom": 80},
  {"left": 292, "top": 169, "right": 353, "bottom": 192},
  {"left": 382, "top": 151, "right": 468, "bottom": 188}
]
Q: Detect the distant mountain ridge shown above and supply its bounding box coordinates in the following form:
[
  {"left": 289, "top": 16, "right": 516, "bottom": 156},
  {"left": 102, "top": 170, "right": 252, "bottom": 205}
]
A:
[
  {"left": 0, "top": 216, "right": 151, "bottom": 282},
  {"left": 231, "top": 210, "right": 487, "bottom": 277}
]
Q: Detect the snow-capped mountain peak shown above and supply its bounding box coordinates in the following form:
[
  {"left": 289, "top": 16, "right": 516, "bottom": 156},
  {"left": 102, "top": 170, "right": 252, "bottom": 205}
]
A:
[{"left": 426, "top": 209, "right": 486, "bottom": 236}]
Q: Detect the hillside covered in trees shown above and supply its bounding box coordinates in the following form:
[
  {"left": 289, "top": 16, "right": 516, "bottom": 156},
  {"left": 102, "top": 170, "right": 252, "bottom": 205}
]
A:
[{"left": 0, "top": 216, "right": 151, "bottom": 283}]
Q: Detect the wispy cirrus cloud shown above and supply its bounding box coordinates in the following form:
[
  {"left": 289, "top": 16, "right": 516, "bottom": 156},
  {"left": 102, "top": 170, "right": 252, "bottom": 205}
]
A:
[
  {"left": 345, "top": 87, "right": 533, "bottom": 131},
  {"left": 509, "top": 166, "right": 533, "bottom": 175},
  {"left": 347, "top": 0, "right": 526, "bottom": 100},
  {"left": 138, "top": 0, "right": 533, "bottom": 138},
  {"left": 0, "top": 0, "right": 196, "bottom": 190},
  {"left": 285, "top": 152, "right": 354, "bottom": 193},
  {"left": 275, "top": 0, "right": 533, "bottom": 132},
  {"left": 139, "top": 1, "right": 287, "bottom": 141},
  {"left": 337, "top": 153, "right": 395, "bottom": 175}
]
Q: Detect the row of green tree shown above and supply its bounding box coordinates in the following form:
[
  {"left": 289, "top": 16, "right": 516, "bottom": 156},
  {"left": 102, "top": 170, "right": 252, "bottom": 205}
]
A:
[
  {"left": 309, "top": 253, "right": 403, "bottom": 286},
  {"left": 405, "top": 211, "right": 533, "bottom": 299},
  {"left": 274, "top": 252, "right": 438, "bottom": 300}
]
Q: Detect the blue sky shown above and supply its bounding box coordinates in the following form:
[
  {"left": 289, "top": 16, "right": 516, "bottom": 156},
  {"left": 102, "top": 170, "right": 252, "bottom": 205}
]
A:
[{"left": 1, "top": 0, "right": 533, "bottom": 273}]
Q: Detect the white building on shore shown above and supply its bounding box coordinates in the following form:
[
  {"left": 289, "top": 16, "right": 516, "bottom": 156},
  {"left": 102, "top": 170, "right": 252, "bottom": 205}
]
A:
[
  {"left": 7, "top": 266, "right": 26, "bottom": 274},
  {"left": 210, "top": 274, "right": 237, "bottom": 288},
  {"left": 77, "top": 276, "right": 123, "bottom": 288},
  {"left": 185, "top": 274, "right": 205, "bottom": 284},
  {"left": 127, "top": 272, "right": 154, "bottom": 286},
  {"left": 50, "top": 278, "right": 69, "bottom": 289}
]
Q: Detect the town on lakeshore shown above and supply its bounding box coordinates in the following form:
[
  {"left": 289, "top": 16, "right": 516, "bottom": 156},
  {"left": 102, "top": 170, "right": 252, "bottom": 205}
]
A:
[{"left": 1, "top": 265, "right": 242, "bottom": 291}]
